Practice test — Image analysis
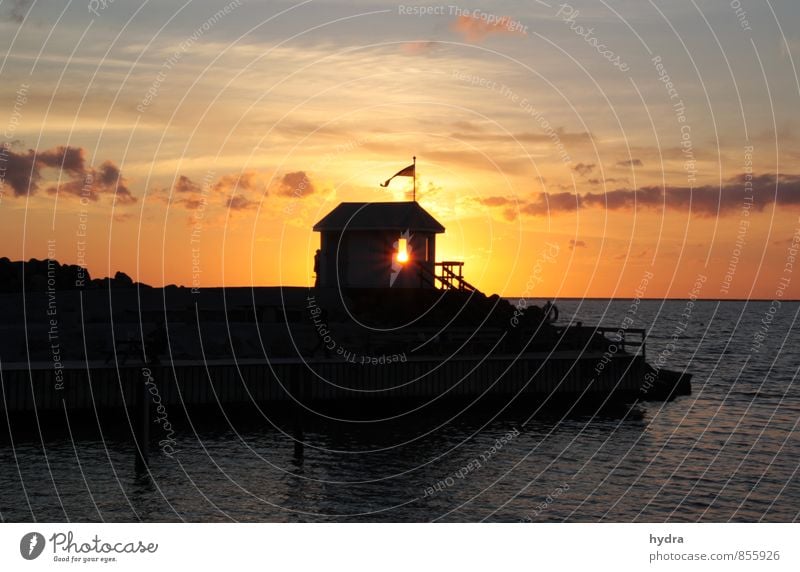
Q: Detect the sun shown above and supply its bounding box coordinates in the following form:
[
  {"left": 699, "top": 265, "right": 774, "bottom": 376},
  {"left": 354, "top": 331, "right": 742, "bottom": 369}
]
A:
[{"left": 397, "top": 237, "right": 409, "bottom": 263}]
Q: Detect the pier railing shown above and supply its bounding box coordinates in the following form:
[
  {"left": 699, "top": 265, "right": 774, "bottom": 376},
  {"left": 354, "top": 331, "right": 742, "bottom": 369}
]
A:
[
  {"left": 554, "top": 325, "right": 647, "bottom": 358},
  {"left": 416, "top": 261, "right": 479, "bottom": 293}
]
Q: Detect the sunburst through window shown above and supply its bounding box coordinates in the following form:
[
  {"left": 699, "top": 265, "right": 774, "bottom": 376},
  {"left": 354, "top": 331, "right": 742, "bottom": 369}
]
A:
[{"left": 396, "top": 237, "right": 409, "bottom": 264}]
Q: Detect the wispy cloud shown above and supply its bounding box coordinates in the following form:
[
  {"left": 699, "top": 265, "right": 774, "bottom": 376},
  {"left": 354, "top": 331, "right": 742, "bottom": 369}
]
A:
[
  {"left": 482, "top": 173, "right": 800, "bottom": 218},
  {"left": 572, "top": 163, "right": 595, "bottom": 177},
  {"left": 450, "top": 15, "right": 527, "bottom": 42}
]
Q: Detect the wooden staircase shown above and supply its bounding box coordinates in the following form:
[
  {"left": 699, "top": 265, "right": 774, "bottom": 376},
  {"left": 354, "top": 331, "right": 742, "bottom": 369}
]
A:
[{"left": 417, "top": 260, "right": 480, "bottom": 293}]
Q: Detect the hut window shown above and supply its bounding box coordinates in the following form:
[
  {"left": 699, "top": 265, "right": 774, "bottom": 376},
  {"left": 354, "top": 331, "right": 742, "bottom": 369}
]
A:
[
  {"left": 424, "top": 237, "right": 430, "bottom": 261},
  {"left": 397, "top": 237, "right": 409, "bottom": 263}
]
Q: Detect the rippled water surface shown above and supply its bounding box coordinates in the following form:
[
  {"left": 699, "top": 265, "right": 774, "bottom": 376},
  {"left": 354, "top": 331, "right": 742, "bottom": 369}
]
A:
[{"left": 1, "top": 300, "right": 798, "bottom": 522}]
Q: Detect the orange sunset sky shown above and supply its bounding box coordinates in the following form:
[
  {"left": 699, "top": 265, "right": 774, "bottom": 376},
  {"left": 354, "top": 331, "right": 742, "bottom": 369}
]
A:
[{"left": 1, "top": 0, "right": 799, "bottom": 299}]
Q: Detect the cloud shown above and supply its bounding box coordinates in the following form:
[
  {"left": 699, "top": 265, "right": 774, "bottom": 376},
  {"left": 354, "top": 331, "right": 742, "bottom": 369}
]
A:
[
  {"left": 498, "top": 207, "right": 516, "bottom": 222},
  {"left": 160, "top": 171, "right": 265, "bottom": 210},
  {"left": 37, "top": 145, "right": 85, "bottom": 173},
  {"left": 497, "top": 173, "right": 800, "bottom": 218},
  {"left": 1, "top": 145, "right": 135, "bottom": 204},
  {"left": 2, "top": 145, "right": 79, "bottom": 196},
  {"left": 2, "top": 148, "right": 37, "bottom": 196},
  {"left": 93, "top": 161, "right": 135, "bottom": 204},
  {"left": 587, "top": 177, "right": 627, "bottom": 186},
  {"left": 422, "top": 180, "right": 444, "bottom": 197},
  {"left": 401, "top": 41, "right": 438, "bottom": 55},
  {"left": 450, "top": 15, "right": 526, "bottom": 42},
  {"left": 569, "top": 239, "right": 587, "bottom": 249},
  {"left": 475, "top": 197, "right": 522, "bottom": 219},
  {"left": 278, "top": 171, "right": 315, "bottom": 197},
  {"left": 181, "top": 198, "right": 206, "bottom": 210},
  {"left": 213, "top": 171, "right": 262, "bottom": 195},
  {"left": 615, "top": 249, "right": 650, "bottom": 260},
  {"left": 45, "top": 160, "right": 136, "bottom": 204},
  {"left": 572, "top": 162, "right": 595, "bottom": 177},
  {"left": 226, "top": 196, "right": 255, "bottom": 210},
  {"left": 1, "top": 0, "right": 31, "bottom": 23},
  {"left": 617, "top": 158, "right": 643, "bottom": 167},
  {"left": 520, "top": 191, "right": 583, "bottom": 216},
  {"left": 452, "top": 128, "right": 593, "bottom": 145},
  {"left": 174, "top": 175, "right": 201, "bottom": 194},
  {"left": 478, "top": 196, "right": 514, "bottom": 207},
  {"left": 162, "top": 175, "right": 206, "bottom": 209}
]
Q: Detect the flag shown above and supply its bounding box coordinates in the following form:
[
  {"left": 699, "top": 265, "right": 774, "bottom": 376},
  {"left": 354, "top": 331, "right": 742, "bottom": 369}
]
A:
[{"left": 380, "top": 163, "right": 415, "bottom": 187}]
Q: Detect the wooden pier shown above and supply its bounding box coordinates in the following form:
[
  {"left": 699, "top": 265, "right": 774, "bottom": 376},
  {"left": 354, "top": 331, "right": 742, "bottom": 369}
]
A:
[{"left": 1, "top": 352, "right": 646, "bottom": 417}]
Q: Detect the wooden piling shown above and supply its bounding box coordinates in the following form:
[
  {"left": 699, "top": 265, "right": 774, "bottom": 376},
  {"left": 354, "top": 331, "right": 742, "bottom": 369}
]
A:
[
  {"left": 134, "top": 371, "right": 150, "bottom": 474},
  {"left": 292, "top": 367, "right": 305, "bottom": 464}
]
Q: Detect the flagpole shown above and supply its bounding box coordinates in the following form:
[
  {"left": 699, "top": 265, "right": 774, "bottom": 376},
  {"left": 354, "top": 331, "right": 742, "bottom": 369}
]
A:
[{"left": 413, "top": 155, "right": 416, "bottom": 202}]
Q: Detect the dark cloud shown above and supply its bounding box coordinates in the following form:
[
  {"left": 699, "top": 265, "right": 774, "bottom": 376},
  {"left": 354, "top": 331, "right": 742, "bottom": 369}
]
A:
[
  {"left": 587, "top": 177, "right": 627, "bottom": 186},
  {"left": 1, "top": 147, "right": 37, "bottom": 196},
  {"left": 95, "top": 161, "right": 135, "bottom": 204},
  {"left": 174, "top": 175, "right": 201, "bottom": 194},
  {"left": 152, "top": 175, "right": 204, "bottom": 209},
  {"left": 2, "top": 145, "right": 134, "bottom": 204},
  {"left": 213, "top": 171, "right": 261, "bottom": 194},
  {"left": 520, "top": 191, "right": 582, "bottom": 216},
  {"left": 226, "top": 196, "right": 254, "bottom": 210},
  {"left": 162, "top": 171, "right": 264, "bottom": 212},
  {"left": 279, "top": 171, "right": 315, "bottom": 197},
  {"left": 497, "top": 173, "right": 800, "bottom": 218},
  {"left": 37, "top": 145, "right": 85, "bottom": 174},
  {"left": 181, "top": 198, "right": 206, "bottom": 210},
  {"left": 617, "top": 159, "right": 643, "bottom": 167},
  {"left": 46, "top": 160, "right": 135, "bottom": 204},
  {"left": 572, "top": 163, "right": 595, "bottom": 177},
  {"left": 2, "top": 145, "right": 84, "bottom": 196},
  {"left": 569, "top": 239, "right": 587, "bottom": 249}
]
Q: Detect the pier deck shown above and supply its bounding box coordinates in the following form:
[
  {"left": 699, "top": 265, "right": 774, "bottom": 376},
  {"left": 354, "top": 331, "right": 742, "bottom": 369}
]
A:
[{"left": 1, "top": 352, "right": 646, "bottom": 415}]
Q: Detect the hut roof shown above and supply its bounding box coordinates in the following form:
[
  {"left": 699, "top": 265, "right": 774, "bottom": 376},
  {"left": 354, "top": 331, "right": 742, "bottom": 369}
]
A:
[{"left": 313, "top": 202, "right": 445, "bottom": 233}]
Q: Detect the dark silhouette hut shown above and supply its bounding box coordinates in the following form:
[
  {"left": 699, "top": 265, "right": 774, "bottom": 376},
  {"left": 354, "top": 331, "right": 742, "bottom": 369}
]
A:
[{"left": 313, "top": 201, "right": 445, "bottom": 289}]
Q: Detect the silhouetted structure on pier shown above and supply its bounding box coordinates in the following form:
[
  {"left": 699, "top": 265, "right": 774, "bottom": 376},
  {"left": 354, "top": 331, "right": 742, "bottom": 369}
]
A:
[{"left": 313, "top": 201, "right": 476, "bottom": 291}]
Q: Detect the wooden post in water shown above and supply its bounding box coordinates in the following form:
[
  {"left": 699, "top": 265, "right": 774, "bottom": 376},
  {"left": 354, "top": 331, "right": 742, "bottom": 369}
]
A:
[
  {"left": 292, "top": 368, "right": 305, "bottom": 465},
  {"left": 134, "top": 369, "right": 151, "bottom": 474}
]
